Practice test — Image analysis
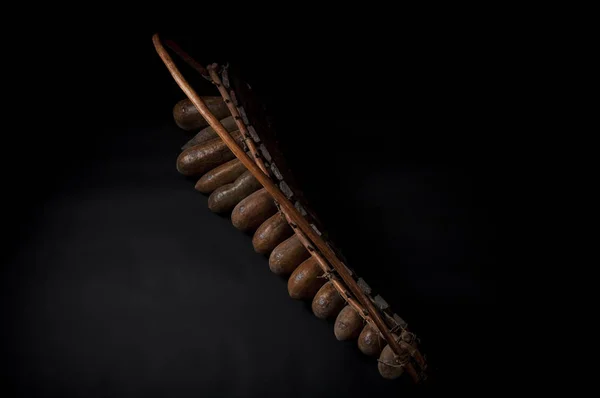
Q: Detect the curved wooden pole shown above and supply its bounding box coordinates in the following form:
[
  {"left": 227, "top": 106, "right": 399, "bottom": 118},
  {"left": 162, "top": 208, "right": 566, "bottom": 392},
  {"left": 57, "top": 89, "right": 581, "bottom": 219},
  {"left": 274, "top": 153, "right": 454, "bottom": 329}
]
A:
[{"left": 152, "top": 33, "right": 421, "bottom": 383}]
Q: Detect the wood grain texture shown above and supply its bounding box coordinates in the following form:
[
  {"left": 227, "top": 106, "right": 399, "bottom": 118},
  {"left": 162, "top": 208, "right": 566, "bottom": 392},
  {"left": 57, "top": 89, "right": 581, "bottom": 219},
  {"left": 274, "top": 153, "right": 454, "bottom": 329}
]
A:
[
  {"left": 252, "top": 212, "right": 294, "bottom": 254},
  {"left": 176, "top": 131, "right": 243, "bottom": 176},
  {"left": 268, "top": 235, "right": 310, "bottom": 275},
  {"left": 231, "top": 188, "right": 277, "bottom": 232}
]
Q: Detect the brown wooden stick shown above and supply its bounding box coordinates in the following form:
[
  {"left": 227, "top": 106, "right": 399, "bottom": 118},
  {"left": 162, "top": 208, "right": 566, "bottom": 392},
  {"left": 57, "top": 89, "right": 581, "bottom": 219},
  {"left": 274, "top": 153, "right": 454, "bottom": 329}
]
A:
[
  {"left": 153, "top": 33, "right": 423, "bottom": 382},
  {"left": 206, "top": 66, "right": 270, "bottom": 177}
]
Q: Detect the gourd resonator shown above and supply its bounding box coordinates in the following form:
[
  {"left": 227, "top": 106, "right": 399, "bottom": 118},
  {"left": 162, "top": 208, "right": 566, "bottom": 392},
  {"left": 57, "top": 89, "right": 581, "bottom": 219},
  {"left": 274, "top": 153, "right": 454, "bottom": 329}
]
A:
[{"left": 152, "top": 34, "right": 428, "bottom": 383}]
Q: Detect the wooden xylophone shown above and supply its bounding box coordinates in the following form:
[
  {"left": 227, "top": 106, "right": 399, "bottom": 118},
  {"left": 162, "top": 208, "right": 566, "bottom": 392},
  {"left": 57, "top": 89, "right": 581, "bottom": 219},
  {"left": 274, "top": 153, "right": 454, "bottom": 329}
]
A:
[{"left": 152, "top": 34, "right": 428, "bottom": 383}]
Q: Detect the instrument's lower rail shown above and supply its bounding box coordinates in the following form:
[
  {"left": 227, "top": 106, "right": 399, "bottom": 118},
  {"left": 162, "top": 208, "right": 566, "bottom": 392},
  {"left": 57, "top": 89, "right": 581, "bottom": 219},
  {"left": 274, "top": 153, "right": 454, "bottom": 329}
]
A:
[{"left": 152, "top": 33, "right": 428, "bottom": 383}]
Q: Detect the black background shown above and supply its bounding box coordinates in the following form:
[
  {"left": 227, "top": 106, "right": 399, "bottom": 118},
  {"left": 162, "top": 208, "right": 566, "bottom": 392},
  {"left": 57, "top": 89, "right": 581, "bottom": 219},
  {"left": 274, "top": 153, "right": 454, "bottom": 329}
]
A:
[{"left": 2, "top": 18, "right": 513, "bottom": 397}]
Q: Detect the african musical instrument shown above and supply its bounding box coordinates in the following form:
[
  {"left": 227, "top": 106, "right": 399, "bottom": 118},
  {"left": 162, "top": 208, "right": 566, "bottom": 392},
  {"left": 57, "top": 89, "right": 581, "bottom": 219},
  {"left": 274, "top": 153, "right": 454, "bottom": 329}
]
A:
[{"left": 152, "top": 34, "right": 428, "bottom": 383}]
